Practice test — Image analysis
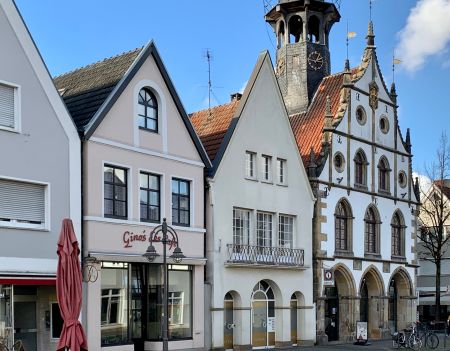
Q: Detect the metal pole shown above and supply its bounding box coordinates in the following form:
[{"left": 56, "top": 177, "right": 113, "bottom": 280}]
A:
[{"left": 163, "top": 224, "right": 169, "bottom": 351}]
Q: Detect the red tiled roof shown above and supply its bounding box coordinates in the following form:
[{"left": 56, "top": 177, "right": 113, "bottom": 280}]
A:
[
  {"left": 289, "top": 72, "right": 345, "bottom": 166},
  {"left": 190, "top": 100, "right": 240, "bottom": 162}
]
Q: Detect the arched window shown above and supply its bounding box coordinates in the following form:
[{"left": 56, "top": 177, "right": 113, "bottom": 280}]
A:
[
  {"left": 364, "top": 206, "right": 379, "bottom": 254},
  {"left": 288, "top": 15, "right": 303, "bottom": 44},
  {"left": 354, "top": 150, "right": 368, "bottom": 187},
  {"left": 335, "top": 200, "right": 352, "bottom": 252},
  {"left": 138, "top": 88, "right": 158, "bottom": 132},
  {"left": 278, "top": 20, "right": 286, "bottom": 48},
  {"left": 307, "top": 15, "right": 320, "bottom": 43},
  {"left": 378, "top": 157, "right": 391, "bottom": 192},
  {"left": 391, "top": 211, "right": 404, "bottom": 257}
]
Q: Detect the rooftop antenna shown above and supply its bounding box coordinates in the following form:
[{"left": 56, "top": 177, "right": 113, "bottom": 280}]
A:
[
  {"left": 369, "top": 0, "right": 373, "bottom": 21},
  {"left": 203, "top": 49, "right": 213, "bottom": 118}
]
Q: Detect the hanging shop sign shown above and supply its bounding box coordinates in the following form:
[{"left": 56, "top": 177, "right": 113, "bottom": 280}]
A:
[{"left": 323, "top": 269, "right": 334, "bottom": 286}]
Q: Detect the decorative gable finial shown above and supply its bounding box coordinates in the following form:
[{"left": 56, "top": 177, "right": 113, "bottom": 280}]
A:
[
  {"left": 405, "top": 128, "right": 411, "bottom": 153},
  {"left": 366, "top": 21, "right": 375, "bottom": 47},
  {"left": 308, "top": 147, "right": 317, "bottom": 178},
  {"left": 345, "top": 58, "right": 350, "bottom": 72},
  {"left": 414, "top": 176, "right": 420, "bottom": 202},
  {"left": 325, "top": 95, "right": 332, "bottom": 118},
  {"left": 390, "top": 82, "right": 397, "bottom": 104}
]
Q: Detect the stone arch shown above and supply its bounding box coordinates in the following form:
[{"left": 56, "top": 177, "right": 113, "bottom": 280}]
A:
[
  {"left": 323, "top": 264, "right": 356, "bottom": 342},
  {"left": 307, "top": 15, "right": 321, "bottom": 43},
  {"left": 288, "top": 15, "right": 303, "bottom": 43},
  {"left": 388, "top": 267, "right": 414, "bottom": 332},
  {"left": 359, "top": 265, "right": 385, "bottom": 339}
]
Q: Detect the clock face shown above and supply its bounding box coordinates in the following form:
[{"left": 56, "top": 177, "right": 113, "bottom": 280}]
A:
[{"left": 308, "top": 51, "right": 324, "bottom": 71}]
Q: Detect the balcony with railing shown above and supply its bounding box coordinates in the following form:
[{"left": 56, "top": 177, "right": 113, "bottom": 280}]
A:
[{"left": 225, "top": 244, "right": 305, "bottom": 269}]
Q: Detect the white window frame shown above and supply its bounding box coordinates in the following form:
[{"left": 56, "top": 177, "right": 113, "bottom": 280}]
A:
[
  {"left": 256, "top": 211, "right": 273, "bottom": 248},
  {"left": 245, "top": 151, "right": 256, "bottom": 180},
  {"left": 261, "top": 155, "right": 272, "bottom": 183},
  {"left": 278, "top": 214, "right": 294, "bottom": 249},
  {"left": 102, "top": 161, "right": 132, "bottom": 220},
  {"left": 276, "top": 158, "right": 287, "bottom": 185},
  {"left": 0, "top": 175, "right": 50, "bottom": 231},
  {"left": 170, "top": 175, "right": 194, "bottom": 229},
  {"left": 233, "top": 208, "right": 251, "bottom": 246},
  {"left": 0, "top": 79, "right": 21, "bottom": 133}
]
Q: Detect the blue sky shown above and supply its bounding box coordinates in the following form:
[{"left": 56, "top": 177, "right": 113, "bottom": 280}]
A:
[{"left": 15, "top": 0, "right": 450, "bottom": 171}]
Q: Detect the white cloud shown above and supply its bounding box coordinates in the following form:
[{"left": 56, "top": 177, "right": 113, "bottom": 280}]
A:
[
  {"left": 396, "top": 0, "right": 450, "bottom": 72},
  {"left": 239, "top": 81, "right": 248, "bottom": 94},
  {"left": 413, "top": 171, "right": 432, "bottom": 193}
]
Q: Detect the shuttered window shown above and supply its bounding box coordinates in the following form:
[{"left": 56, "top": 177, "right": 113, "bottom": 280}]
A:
[
  {"left": 0, "top": 84, "right": 15, "bottom": 129},
  {"left": 0, "top": 179, "right": 46, "bottom": 226}
]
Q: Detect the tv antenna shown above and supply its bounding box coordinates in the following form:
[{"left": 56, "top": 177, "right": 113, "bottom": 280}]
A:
[{"left": 203, "top": 49, "right": 213, "bottom": 117}]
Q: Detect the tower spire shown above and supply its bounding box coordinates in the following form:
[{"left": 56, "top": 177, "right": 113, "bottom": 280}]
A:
[{"left": 366, "top": 20, "right": 375, "bottom": 47}]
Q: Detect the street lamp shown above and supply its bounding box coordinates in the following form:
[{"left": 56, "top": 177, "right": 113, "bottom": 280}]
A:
[{"left": 143, "top": 218, "right": 185, "bottom": 351}]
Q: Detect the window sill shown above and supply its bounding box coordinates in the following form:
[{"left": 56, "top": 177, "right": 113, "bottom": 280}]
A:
[
  {"left": 276, "top": 183, "right": 288, "bottom": 187},
  {"left": 0, "top": 221, "right": 48, "bottom": 231},
  {"left": 260, "top": 180, "right": 273, "bottom": 185},
  {"left": 378, "top": 189, "right": 391, "bottom": 196},
  {"left": 104, "top": 215, "right": 128, "bottom": 220},
  {"left": 364, "top": 253, "right": 381, "bottom": 260},
  {"left": 245, "top": 177, "right": 258, "bottom": 182},
  {"left": 139, "top": 126, "right": 158, "bottom": 134},
  {"left": 172, "top": 223, "right": 190, "bottom": 228},
  {"left": 354, "top": 183, "right": 368, "bottom": 191},
  {"left": 391, "top": 255, "right": 406, "bottom": 262},
  {"left": 0, "top": 125, "right": 20, "bottom": 134},
  {"left": 334, "top": 250, "right": 354, "bottom": 258}
]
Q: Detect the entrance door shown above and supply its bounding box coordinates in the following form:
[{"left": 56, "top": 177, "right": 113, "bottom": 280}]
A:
[
  {"left": 290, "top": 295, "right": 297, "bottom": 345},
  {"left": 324, "top": 287, "right": 339, "bottom": 341},
  {"left": 388, "top": 281, "right": 397, "bottom": 333},
  {"left": 224, "top": 293, "right": 234, "bottom": 350},
  {"left": 14, "top": 301, "right": 37, "bottom": 351},
  {"left": 360, "top": 280, "right": 369, "bottom": 325},
  {"left": 251, "top": 281, "right": 275, "bottom": 348}
]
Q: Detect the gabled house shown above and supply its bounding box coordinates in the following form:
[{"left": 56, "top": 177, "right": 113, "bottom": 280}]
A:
[
  {"left": 0, "top": 0, "right": 81, "bottom": 350},
  {"left": 191, "top": 51, "right": 316, "bottom": 350},
  {"left": 283, "top": 18, "right": 419, "bottom": 343},
  {"left": 55, "top": 41, "right": 210, "bottom": 351}
]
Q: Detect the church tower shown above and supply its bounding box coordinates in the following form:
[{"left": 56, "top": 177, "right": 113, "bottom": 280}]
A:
[{"left": 265, "top": 0, "right": 340, "bottom": 114}]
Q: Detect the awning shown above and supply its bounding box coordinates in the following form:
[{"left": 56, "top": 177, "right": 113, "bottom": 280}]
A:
[{"left": 0, "top": 276, "right": 56, "bottom": 285}]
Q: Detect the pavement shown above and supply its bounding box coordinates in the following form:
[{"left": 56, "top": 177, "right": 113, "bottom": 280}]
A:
[{"left": 269, "top": 334, "right": 450, "bottom": 351}]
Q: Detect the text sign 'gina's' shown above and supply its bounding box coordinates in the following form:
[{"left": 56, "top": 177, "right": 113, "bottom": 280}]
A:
[{"left": 123, "top": 230, "right": 177, "bottom": 250}]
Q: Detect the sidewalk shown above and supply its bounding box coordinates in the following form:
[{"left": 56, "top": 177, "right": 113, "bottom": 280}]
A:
[{"left": 270, "top": 334, "right": 450, "bottom": 351}]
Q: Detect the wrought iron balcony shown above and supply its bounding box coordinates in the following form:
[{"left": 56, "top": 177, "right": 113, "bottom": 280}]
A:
[{"left": 226, "top": 244, "right": 305, "bottom": 268}]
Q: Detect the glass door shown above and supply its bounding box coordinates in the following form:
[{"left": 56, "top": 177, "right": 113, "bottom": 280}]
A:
[
  {"left": 14, "top": 286, "right": 38, "bottom": 351},
  {"left": 252, "top": 300, "right": 267, "bottom": 347},
  {"left": 0, "top": 285, "right": 13, "bottom": 349}
]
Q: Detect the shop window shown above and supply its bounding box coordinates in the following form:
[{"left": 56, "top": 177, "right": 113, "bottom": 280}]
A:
[
  {"left": 51, "top": 303, "right": 63, "bottom": 339},
  {"left": 100, "top": 263, "right": 129, "bottom": 346}
]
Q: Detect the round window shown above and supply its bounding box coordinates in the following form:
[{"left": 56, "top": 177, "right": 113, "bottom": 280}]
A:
[
  {"left": 356, "top": 106, "right": 367, "bottom": 125},
  {"left": 334, "top": 152, "right": 345, "bottom": 173},
  {"left": 380, "top": 116, "right": 389, "bottom": 134},
  {"left": 398, "top": 171, "right": 407, "bottom": 188}
]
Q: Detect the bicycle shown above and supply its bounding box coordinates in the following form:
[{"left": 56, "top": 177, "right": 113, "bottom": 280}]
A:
[
  {"left": 0, "top": 340, "right": 24, "bottom": 351},
  {"left": 392, "top": 323, "right": 422, "bottom": 350},
  {"left": 408, "top": 323, "right": 423, "bottom": 351},
  {"left": 417, "top": 323, "right": 439, "bottom": 350}
]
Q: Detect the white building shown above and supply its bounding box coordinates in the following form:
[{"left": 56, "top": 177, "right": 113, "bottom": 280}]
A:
[
  {"left": 288, "top": 20, "right": 419, "bottom": 344},
  {"left": 0, "top": 0, "right": 81, "bottom": 350},
  {"left": 191, "top": 52, "right": 316, "bottom": 350}
]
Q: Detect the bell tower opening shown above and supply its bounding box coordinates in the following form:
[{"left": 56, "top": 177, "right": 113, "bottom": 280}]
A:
[{"left": 265, "top": 0, "right": 341, "bottom": 114}]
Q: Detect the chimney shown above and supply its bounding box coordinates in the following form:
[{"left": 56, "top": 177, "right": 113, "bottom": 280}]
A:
[{"left": 230, "top": 92, "right": 242, "bottom": 102}]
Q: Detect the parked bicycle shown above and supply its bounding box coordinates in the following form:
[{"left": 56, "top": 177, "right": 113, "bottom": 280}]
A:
[
  {"left": 417, "top": 322, "right": 439, "bottom": 350},
  {"left": 0, "top": 339, "right": 25, "bottom": 351},
  {"left": 392, "top": 323, "right": 422, "bottom": 350}
]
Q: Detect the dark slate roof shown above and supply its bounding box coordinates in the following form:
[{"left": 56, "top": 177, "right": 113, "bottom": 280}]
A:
[{"left": 54, "top": 48, "right": 142, "bottom": 130}]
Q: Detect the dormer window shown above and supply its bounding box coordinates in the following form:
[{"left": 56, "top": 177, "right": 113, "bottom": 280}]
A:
[{"left": 138, "top": 88, "right": 158, "bottom": 132}]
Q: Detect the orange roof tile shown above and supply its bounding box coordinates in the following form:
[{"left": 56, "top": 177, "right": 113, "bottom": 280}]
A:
[
  {"left": 290, "top": 72, "right": 345, "bottom": 166},
  {"left": 190, "top": 100, "right": 240, "bottom": 162}
]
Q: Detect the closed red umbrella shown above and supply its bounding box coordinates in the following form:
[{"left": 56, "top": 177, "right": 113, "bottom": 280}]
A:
[{"left": 56, "top": 218, "right": 88, "bottom": 351}]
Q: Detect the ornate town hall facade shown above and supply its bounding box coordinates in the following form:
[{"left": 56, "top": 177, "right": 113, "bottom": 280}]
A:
[{"left": 266, "top": 0, "right": 419, "bottom": 343}]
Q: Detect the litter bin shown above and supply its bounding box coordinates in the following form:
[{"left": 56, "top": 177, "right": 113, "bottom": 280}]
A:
[{"left": 133, "top": 338, "right": 145, "bottom": 351}]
